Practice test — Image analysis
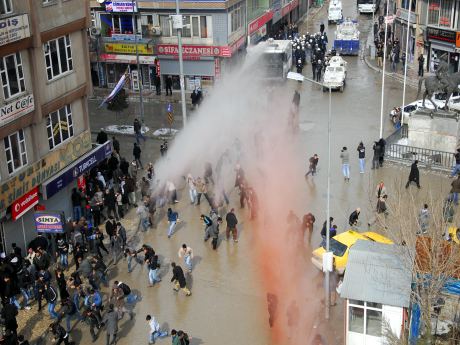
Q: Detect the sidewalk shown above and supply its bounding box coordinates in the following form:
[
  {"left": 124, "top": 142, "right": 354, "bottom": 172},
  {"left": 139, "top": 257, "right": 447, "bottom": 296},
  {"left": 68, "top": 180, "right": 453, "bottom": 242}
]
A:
[{"left": 363, "top": 27, "right": 424, "bottom": 90}]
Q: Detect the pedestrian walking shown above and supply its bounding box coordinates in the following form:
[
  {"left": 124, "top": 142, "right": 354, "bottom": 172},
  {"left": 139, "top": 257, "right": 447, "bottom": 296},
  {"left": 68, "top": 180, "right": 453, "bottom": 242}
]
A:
[
  {"left": 202, "top": 214, "right": 213, "bottom": 241},
  {"left": 142, "top": 247, "right": 161, "bottom": 287},
  {"left": 418, "top": 54, "right": 425, "bottom": 77},
  {"left": 102, "top": 304, "right": 118, "bottom": 345},
  {"left": 348, "top": 208, "right": 361, "bottom": 228},
  {"left": 165, "top": 75, "right": 173, "bottom": 95},
  {"left": 378, "top": 138, "right": 386, "bottom": 167},
  {"left": 110, "top": 233, "right": 123, "bottom": 264},
  {"left": 133, "top": 118, "right": 145, "bottom": 144},
  {"left": 451, "top": 175, "right": 460, "bottom": 205},
  {"left": 375, "top": 181, "right": 387, "bottom": 199},
  {"left": 112, "top": 136, "right": 120, "bottom": 155},
  {"left": 146, "top": 315, "right": 168, "bottom": 344},
  {"left": 305, "top": 154, "right": 319, "bottom": 177},
  {"left": 418, "top": 204, "right": 430, "bottom": 235},
  {"left": 357, "top": 142, "right": 365, "bottom": 173},
  {"left": 372, "top": 141, "right": 382, "bottom": 169},
  {"left": 186, "top": 174, "right": 197, "bottom": 204},
  {"left": 225, "top": 208, "right": 239, "bottom": 242},
  {"left": 109, "top": 282, "right": 134, "bottom": 320},
  {"left": 302, "top": 212, "right": 316, "bottom": 244},
  {"left": 48, "top": 322, "right": 73, "bottom": 345},
  {"left": 83, "top": 308, "right": 100, "bottom": 342},
  {"left": 96, "top": 130, "right": 108, "bottom": 145},
  {"left": 137, "top": 202, "right": 150, "bottom": 232},
  {"left": 368, "top": 195, "right": 388, "bottom": 228},
  {"left": 178, "top": 244, "right": 194, "bottom": 272},
  {"left": 133, "top": 143, "right": 143, "bottom": 169},
  {"left": 44, "top": 283, "right": 59, "bottom": 319},
  {"left": 405, "top": 160, "right": 421, "bottom": 189},
  {"left": 167, "top": 208, "right": 179, "bottom": 238},
  {"left": 211, "top": 217, "right": 222, "bottom": 250},
  {"left": 340, "top": 147, "right": 350, "bottom": 181},
  {"left": 170, "top": 262, "right": 191, "bottom": 296}
]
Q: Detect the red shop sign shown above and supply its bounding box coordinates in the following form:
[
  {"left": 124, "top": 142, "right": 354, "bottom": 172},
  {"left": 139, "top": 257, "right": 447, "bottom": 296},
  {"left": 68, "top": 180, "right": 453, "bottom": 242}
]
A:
[
  {"left": 281, "top": 0, "right": 299, "bottom": 17},
  {"left": 12, "top": 187, "right": 39, "bottom": 221},
  {"left": 157, "top": 44, "right": 223, "bottom": 57},
  {"left": 249, "top": 10, "right": 274, "bottom": 35}
]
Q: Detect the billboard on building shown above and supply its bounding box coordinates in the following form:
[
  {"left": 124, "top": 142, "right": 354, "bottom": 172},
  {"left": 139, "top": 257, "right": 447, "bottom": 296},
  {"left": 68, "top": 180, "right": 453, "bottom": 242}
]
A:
[{"left": 34, "top": 211, "right": 65, "bottom": 234}]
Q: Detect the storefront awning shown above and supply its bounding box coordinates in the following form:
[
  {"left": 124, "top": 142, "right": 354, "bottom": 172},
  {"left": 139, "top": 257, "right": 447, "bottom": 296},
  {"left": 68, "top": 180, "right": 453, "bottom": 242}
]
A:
[
  {"left": 431, "top": 41, "right": 457, "bottom": 53},
  {"left": 41, "top": 141, "right": 112, "bottom": 200}
]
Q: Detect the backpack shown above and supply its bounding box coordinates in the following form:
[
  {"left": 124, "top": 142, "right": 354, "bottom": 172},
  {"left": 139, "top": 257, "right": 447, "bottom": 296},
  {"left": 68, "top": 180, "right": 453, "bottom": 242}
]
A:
[{"left": 119, "top": 282, "right": 131, "bottom": 296}]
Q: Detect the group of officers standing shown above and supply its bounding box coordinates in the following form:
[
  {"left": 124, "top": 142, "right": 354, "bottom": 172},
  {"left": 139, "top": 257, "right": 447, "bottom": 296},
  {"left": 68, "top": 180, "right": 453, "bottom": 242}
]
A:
[{"left": 291, "top": 24, "right": 330, "bottom": 82}]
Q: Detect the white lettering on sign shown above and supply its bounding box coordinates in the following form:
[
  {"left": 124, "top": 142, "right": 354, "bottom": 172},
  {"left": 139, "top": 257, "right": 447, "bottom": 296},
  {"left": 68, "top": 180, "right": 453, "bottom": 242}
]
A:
[
  {"left": 0, "top": 14, "right": 30, "bottom": 46},
  {"left": 0, "top": 94, "right": 34, "bottom": 126}
]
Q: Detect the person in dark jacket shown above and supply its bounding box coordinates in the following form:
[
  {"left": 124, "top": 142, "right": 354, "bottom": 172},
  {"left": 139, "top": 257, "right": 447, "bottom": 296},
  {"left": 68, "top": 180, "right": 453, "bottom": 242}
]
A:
[
  {"left": 357, "top": 142, "right": 366, "bottom": 173},
  {"left": 71, "top": 188, "right": 82, "bottom": 222},
  {"left": 165, "top": 75, "right": 173, "bottom": 95},
  {"left": 378, "top": 138, "right": 386, "bottom": 167},
  {"left": 96, "top": 130, "right": 108, "bottom": 145},
  {"left": 119, "top": 158, "right": 130, "bottom": 176},
  {"left": 170, "top": 262, "right": 191, "bottom": 296},
  {"left": 112, "top": 136, "right": 120, "bottom": 155},
  {"left": 406, "top": 160, "right": 421, "bottom": 189},
  {"left": 1, "top": 298, "right": 18, "bottom": 336},
  {"left": 133, "top": 118, "right": 145, "bottom": 144},
  {"left": 55, "top": 268, "right": 69, "bottom": 301},
  {"left": 348, "top": 208, "right": 361, "bottom": 227},
  {"left": 105, "top": 217, "right": 116, "bottom": 243},
  {"left": 49, "top": 321, "right": 72, "bottom": 345},
  {"left": 83, "top": 308, "right": 100, "bottom": 342},
  {"left": 372, "top": 141, "right": 382, "bottom": 169},
  {"left": 225, "top": 209, "right": 238, "bottom": 242},
  {"left": 45, "top": 283, "right": 59, "bottom": 319},
  {"left": 104, "top": 189, "right": 118, "bottom": 220},
  {"left": 133, "top": 143, "right": 143, "bottom": 169}
]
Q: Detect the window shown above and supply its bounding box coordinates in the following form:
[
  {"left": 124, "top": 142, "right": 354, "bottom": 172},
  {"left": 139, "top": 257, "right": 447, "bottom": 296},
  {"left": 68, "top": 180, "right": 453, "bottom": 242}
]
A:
[
  {"left": 0, "top": 0, "right": 12, "bottom": 15},
  {"left": 348, "top": 300, "right": 383, "bottom": 337},
  {"left": 0, "top": 52, "right": 25, "bottom": 100},
  {"left": 44, "top": 35, "right": 73, "bottom": 80},
  {"left": 42, "top": 0, "right": 54, "bottom": 4},
  {"left": 4, "top": 129, "right": 27, "bottom": 174},
  {"left": 159, "top": 15, "right": 211, "bottom": 38},
  {"left": 229, "top": 3, "right": 246, "bottom": 33},
  {"left": 428, "top": 0, "right": 454, "bottom": 27},
  {"left": 46, "top": 104, "right": 74, "bottom": 149}
]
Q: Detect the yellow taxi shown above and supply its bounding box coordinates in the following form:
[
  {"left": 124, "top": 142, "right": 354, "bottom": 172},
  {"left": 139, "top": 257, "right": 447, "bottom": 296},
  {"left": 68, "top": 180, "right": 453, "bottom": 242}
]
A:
[
  {"left": 311, "top": 230, "right": 393, "bottom": 274},
  {"left": 448, "top": 227, "right": 460, "bottom": 244}
]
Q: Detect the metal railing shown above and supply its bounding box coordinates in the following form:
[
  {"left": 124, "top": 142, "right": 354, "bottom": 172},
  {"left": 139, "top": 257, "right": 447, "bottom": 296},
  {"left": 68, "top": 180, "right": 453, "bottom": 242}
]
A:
[{"left": 385, "top": 143, "right": 455, "bottom": 171}]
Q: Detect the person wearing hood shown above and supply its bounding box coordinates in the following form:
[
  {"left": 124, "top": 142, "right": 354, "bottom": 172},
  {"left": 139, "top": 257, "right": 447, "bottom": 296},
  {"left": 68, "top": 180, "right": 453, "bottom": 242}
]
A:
[
  {"left": 357, "top": 142, "right": 366, "bottom": 173},
  {"left": 146, "top": 314, "right": 168, "bottom": 344},
  {"left": 406, "top": 160, "right": 421, "bottom": 189},
  {"left": 133, "top": 142, "right": 143, "bottom": 169}
]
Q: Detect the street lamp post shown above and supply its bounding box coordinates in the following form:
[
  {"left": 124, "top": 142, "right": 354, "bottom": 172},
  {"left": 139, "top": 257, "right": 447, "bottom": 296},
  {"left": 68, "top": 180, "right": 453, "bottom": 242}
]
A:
[
  {"left": 287, "top": 72, "right": 332, "bottom": 320},
  {"left": 401, "top": 0, "right": 413, "bottom": 126},
  {"left": 132, "top": 0, "right": 145, "bottom": 128},
  {"left": 378, "top": 2, "right": 390, "bottom": 138},
  {"left": 174, "top": 0, "right": 188, "bottom": 127}
]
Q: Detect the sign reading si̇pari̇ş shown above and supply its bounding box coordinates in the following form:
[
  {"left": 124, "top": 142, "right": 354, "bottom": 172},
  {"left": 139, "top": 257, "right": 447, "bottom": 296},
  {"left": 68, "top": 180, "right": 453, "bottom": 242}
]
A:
[{"left": 34, "top": 211, "right": 65, "bottom": 234}]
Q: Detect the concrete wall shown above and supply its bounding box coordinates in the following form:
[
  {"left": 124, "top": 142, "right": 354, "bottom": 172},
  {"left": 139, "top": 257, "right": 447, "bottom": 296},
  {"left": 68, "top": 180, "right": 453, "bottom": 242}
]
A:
[
  {"left": 34, "top": 0, "right": 88, "bottom": 33},
  {"left": 213, "top": 12, "right": 229, "bottom": 45},
  {"left": 408, "top": 116, "right": 459, "bottom": 152}
]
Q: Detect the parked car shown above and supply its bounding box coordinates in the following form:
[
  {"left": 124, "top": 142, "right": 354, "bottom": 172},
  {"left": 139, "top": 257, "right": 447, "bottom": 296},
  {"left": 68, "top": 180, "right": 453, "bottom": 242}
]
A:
[{"left": 311, "top": 230, "right": 393, "bottom": 274}]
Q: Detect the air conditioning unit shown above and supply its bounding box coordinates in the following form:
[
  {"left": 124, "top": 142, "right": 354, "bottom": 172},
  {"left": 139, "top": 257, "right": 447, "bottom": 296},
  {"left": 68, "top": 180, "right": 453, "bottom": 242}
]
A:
[
  {"left": 142, "top": 24, "right": 161, "bottom": 36},
  {"left": 89, "top": 27, "right": 101, "bottom": 37}
]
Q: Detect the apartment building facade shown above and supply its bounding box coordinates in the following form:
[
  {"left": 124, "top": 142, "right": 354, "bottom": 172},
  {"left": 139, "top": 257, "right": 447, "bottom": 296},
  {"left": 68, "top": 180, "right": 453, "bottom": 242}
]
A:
[
  {"left": 0, "top": 0, "right": 97, "bottom": 252},
  {"left": 393, "top": 0, "right": 460, "bottom": 73},
  {"left": 89, "top": 0, "right": 305, "bottom": 91}
]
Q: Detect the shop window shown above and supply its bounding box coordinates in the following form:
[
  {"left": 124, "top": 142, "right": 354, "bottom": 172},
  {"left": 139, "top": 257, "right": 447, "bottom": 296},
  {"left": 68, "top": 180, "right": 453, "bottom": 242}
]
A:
[
  {"left": 192, "top": 16, "right": 199, "bottom": 37},
  {"left": 0, "top": 0, "right": 12, "bottom": 15},
  {"left": 348, "top": 300, "right": 384, "bottom": 337},
  {"left": 46, "top": 104, "right": 74, "bottom": 150},
  {"left": 160, "top": 15, "right": 171, "bottom": 36},
  {"left": 160, "top": 15, "right": 211, "bottom": 38},
  {"left": 183, "top": 16, "right": 191, "bottom": 37},
  {"left": 44, "top": 35, "right": 73, "bottom": 80},
  {"left": 200, "top": 16, "right": 208, "bottom": 38},
  {"left": 4, "top": 129, "right": 27, "bottom": 175},
  {"left": 0, "top": 52, "right": 25, "bottom": 100}
]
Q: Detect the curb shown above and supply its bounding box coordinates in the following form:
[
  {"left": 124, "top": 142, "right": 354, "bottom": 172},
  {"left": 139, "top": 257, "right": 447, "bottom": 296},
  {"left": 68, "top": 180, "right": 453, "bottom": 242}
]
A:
[{"left": 363, "top": 55, "right": 418, "bottom": 89}]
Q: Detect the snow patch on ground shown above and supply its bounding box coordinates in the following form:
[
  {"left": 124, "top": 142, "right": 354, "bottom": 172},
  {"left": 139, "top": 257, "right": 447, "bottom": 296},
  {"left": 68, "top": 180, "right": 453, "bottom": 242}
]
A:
[
  {"left": 153, "top": 128, "right": 178, "bottom": 137},
  {"left": 102, "top": 125, "right": 149, "bottom": 135}
]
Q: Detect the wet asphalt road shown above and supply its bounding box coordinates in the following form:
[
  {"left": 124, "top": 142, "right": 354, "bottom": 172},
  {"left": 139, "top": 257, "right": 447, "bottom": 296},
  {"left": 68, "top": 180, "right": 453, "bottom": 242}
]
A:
[{"left": 77, "top": 3, "right": 451, "bottom": 345}]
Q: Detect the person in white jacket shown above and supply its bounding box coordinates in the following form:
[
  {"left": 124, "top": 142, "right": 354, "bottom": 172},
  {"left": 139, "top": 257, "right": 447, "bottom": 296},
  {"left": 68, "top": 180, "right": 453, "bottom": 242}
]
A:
[
  {"left": 178, "top": 244, "right": 194, "bottom": 272},
  {"left": 146, "top": 314, "right": 168, "bottom": 344}
]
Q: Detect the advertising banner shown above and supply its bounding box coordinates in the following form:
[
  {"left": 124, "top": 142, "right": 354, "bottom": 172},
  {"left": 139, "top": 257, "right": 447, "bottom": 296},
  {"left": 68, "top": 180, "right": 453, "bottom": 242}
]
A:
[
  {"left": 104, "top": 42, "right": 153, "bottom": 55},
  {"left": 0, "top": 14, "right": 30, "bottom": 46},
  {"left": 34, "top": 211, "right": 65, "bottom": 234},
  {"left": 105, "top": 1, "right": 137, "bottom": 12},
  {"left": 0, "top": 94, "right": 34, "bottom": 126},
  {"left": 11, "top": 187, "right": 38, "bottom": 221}
]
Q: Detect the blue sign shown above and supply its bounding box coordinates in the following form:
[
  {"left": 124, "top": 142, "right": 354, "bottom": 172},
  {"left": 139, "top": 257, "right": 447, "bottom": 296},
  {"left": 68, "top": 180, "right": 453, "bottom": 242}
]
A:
[
  {"left": 34, "top": 211, "right": 65, "bottom": 234},
  {"left": 167, "top": 103, "right": 173, "bottom": 113},
  {"left": 43, "top": 141, "right": 112, "bottom": 200}
]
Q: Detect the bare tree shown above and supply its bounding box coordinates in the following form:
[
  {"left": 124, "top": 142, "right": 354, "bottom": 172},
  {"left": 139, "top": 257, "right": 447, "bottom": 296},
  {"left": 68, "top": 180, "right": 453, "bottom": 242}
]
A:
[{"left": 370, "top": 177, "right": 460, "bottom": 344}]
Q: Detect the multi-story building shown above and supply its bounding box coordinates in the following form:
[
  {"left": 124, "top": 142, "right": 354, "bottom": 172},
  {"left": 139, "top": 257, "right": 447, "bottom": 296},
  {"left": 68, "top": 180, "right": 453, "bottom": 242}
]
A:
[
  {"left": 394, "top": 0, "right": 460, "bottom": 73},
  {"left": 0, "top": 0, "right": 106, "bottom": 252},
  {"left": 89, "top": 0, "right": 305, "bottom": 92}
]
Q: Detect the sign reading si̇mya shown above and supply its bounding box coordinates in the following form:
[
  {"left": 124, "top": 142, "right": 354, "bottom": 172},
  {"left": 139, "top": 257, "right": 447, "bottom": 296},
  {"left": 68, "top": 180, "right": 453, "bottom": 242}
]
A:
[{"left": 34, "top": 211, "right": 65, "bottom": 234}]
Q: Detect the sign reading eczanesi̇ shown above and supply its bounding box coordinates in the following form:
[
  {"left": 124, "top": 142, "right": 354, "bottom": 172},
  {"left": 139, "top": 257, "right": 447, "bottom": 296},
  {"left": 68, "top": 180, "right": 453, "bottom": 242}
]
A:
[
  {"left": 0, "top": 94, "right": 34, "bottom": 126},
  {"left": 34, "top": 211, "right": 65, "bottom": 234},
  {"left": 0, "top": 14, "right": 31, "bottom": 46},
  {"left": 42, "top": 141, "right": 112, "bottom": 200}
]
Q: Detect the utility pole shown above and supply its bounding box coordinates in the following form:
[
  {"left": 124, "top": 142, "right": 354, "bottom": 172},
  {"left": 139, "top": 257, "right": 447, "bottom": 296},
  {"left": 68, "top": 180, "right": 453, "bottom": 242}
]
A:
[
  {"left": 401, "top": 0, "right": 413, "bottom": 126},
  {"left": 132, "top": 0, "right": 145, "bottom": 128},
  {"left": 174, "top": 0, "right": 187, "bottom": 127},
  {"left": 379, "top": 2, "right": 390, "bottom": 138}
]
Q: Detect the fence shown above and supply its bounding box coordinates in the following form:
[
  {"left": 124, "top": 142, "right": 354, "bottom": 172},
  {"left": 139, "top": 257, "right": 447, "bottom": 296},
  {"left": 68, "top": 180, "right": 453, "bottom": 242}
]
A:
[{"left": 384, "top": 126, "right": 455, "bottom": 172}]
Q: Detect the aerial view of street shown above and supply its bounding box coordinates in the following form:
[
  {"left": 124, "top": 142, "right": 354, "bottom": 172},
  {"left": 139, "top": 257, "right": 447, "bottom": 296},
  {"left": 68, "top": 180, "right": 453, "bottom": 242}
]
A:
[{"left": 1, "top": 0, "right": 460, "bottom": 344}]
